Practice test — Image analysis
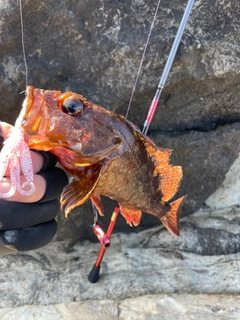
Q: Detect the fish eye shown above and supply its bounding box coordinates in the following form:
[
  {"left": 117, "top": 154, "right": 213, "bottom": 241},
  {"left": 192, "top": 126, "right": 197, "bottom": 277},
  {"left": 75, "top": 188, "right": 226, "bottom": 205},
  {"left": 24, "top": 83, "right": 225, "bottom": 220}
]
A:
[{"left": 62, "top": 98, "right": 83, "bottom": 115}]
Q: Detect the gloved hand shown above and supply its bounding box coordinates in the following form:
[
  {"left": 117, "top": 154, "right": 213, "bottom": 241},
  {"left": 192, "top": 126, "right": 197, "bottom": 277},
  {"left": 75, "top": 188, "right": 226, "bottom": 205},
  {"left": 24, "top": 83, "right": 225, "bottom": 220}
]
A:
[{"left": 0, "top": 122, "right": 68, "bottom": 256}]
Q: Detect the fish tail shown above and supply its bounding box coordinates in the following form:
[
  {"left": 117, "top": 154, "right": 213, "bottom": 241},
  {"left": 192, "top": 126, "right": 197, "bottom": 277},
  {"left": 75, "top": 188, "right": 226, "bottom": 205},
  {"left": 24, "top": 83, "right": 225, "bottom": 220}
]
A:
[{"left": 160, "top": 195, "right": 186, "bottom": 236}]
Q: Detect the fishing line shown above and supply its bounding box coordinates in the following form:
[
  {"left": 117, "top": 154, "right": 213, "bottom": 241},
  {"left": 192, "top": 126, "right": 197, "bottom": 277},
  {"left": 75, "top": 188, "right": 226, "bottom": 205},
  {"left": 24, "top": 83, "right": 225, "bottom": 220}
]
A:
[
  {"left": 19, "top": 0, "right": 28, "bottom": 89},
  {"left": 125, "top": 0, "right": 162, "bottom": 119}
]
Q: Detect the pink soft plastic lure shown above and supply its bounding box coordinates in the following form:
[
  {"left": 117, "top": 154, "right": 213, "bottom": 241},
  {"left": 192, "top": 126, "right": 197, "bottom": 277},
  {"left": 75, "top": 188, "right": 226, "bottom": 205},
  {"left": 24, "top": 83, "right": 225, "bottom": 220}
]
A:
[{"left": 0, "top": 95, "right": 35, "bottom": 198}]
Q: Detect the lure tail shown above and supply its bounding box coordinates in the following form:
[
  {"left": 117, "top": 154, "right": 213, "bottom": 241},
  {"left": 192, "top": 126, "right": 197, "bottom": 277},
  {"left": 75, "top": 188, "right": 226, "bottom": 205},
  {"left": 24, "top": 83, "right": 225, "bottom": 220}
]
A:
[{"left": 160, "top": 195, "right": 186, "bottom": 236}]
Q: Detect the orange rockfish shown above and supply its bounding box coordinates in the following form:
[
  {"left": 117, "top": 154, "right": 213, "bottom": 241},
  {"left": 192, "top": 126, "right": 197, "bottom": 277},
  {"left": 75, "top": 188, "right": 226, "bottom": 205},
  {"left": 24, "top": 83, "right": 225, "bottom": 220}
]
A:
[{"left": 20, "top": 86, "right": 185, "bottom": 235}]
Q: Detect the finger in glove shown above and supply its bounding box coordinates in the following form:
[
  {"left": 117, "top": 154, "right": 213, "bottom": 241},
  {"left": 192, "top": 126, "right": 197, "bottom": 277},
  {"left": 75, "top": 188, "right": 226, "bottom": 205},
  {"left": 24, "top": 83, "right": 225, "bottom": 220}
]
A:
[{"left": 0, "top": 220, "right": 57, "bottom": 252}]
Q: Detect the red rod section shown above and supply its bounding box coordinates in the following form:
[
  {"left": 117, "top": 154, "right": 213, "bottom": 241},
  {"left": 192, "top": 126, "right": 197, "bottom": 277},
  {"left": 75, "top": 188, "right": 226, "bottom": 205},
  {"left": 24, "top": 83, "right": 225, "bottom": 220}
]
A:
[{"left": 95, "top": 207, "right": 120, "bottom": 268}]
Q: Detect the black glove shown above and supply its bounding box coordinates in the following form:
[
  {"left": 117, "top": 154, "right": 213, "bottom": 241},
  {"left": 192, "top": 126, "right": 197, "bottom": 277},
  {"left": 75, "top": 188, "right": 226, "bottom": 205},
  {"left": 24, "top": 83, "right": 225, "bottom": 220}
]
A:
[{"left": 0, "top": 151, "right": 68, "bottom": 256}]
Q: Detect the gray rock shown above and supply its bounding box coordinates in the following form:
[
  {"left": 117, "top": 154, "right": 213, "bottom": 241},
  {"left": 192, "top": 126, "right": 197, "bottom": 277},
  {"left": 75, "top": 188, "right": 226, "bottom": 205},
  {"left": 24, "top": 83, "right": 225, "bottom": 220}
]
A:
[
  {"left": 151, "top": 123, "right": 240, "bottom": 216},
  {"left": 1, "top": 205, "right": 240, "bottom": 317},
  {"left": 1, "top": 206, "right": 240, "bottom": 308},
  {"left": 206, "top": 154, "right": 240, "bottom": 209},
  {"left": 1, "top": 294, "right": 240, "bottom": 319}
]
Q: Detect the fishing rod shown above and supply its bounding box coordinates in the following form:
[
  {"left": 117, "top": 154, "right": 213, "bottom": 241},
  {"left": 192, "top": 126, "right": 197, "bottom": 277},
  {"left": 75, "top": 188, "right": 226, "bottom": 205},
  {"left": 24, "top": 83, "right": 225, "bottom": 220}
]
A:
[
  {"left": 88, "top": 207, "right": 120, "bottom": 283},
  {"left": 88, "top": 0, "right": 195, "bottom": 284},
  {"left": 142, "top": 0, "right": 195, "bottom": 135}
]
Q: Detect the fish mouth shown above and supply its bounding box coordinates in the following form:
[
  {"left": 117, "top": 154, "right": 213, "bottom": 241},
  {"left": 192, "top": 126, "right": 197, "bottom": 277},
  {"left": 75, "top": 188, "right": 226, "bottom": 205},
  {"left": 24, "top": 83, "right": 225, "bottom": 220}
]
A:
[
  {"left": 19, "top": 86, "right": 63, "bottom": 151},
  {"left": 20, "top": 86, "right": 61, "bottom": 128}
]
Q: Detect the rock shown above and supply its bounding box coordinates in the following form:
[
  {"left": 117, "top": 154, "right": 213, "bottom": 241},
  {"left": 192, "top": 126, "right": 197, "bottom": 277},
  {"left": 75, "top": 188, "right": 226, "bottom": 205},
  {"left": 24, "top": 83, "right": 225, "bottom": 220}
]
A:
[
  {"left": 1, "top": 206, "right": 240, "bottom": 317},
  {"left": 151, "top": 123, "right": 240, "bottom": 216},
  {"left": 1, "top": 0, "right": 239, "bottom": 130},
  {"left": 119, "top": 294, "right": 240, "bottom": 320},
  {"left": 206, "top": 154, "right": 240, "bottom": 209},
  {"left": 1, "top": 294, "right": 240, "bottom": 319},
  {"left": 1, "top": 207, "right": 240, "bottom": 304}
]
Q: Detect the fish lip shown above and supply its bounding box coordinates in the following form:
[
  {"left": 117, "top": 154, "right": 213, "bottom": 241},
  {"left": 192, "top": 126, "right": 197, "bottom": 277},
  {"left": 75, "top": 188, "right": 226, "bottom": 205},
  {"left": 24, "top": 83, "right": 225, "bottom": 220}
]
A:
[
  {"left": 19, "top": 86, "right": 50, "bottom": 148},
  {"left": 19, "top": 86, "right": 44, "bottom": 137}
]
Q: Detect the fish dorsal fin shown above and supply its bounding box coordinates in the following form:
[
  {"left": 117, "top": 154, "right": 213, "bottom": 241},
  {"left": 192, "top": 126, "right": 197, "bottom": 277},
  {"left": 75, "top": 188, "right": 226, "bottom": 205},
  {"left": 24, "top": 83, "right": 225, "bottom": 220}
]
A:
[
  {"left": 119, "top": 205, "right": 142, "bottom": 227},
  {"left": 153, "top": 148, "right": 183, "bottom": 202},
  {"left": 60, "top": 163, "right": 104, "bottom": 217},
  {"left": 135, "top": 130, "right": 183, "bottom": 202}
]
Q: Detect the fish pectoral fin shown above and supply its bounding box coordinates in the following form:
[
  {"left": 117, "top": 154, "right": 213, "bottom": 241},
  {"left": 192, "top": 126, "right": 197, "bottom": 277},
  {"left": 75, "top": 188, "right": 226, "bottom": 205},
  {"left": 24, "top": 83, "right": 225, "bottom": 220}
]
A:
[
  {"left": 119, "top": 205, "right": 142, "bottom": 227},
  {"left": 90, "top": 193, "right": 104, "bottom": 216},
  {"left": 160, "top": 195, "right": 186, "bottom": 236},
  {"left": 60, "top": 164, "right": 104, "bottom": 217}
]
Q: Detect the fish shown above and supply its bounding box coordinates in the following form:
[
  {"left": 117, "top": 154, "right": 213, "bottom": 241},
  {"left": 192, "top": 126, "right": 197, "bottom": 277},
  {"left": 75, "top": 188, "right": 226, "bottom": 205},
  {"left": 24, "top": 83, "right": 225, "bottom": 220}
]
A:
[{"left": 20, "top": 86, "right": 185, "bottom": 236}]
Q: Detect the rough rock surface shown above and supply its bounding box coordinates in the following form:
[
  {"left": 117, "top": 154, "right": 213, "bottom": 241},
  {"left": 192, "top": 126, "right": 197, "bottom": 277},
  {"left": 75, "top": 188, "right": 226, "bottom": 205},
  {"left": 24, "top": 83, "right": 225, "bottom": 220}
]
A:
[
  {"left": 1, "top": 205, "right": 240, "bottom": 318},
  {"left": 1, "top": 294, "right": 240, "bottom": 320},
  {"left": 206, "top": 154, "right": 240, "bottom": 209}
]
